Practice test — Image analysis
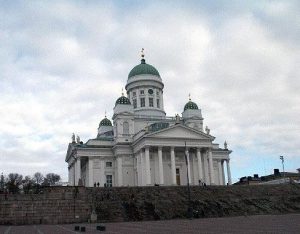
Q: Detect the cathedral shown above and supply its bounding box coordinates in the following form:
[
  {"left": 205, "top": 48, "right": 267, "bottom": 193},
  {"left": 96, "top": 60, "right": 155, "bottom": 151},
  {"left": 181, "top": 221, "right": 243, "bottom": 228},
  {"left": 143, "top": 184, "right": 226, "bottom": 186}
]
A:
[{"left": 65, "top": 51, "right": 232, "bottom": 187}]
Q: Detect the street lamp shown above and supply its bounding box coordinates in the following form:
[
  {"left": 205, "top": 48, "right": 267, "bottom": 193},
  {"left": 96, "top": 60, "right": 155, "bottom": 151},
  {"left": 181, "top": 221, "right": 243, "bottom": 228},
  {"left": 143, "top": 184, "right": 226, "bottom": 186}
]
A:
[{"left": 280, "top": 156, "right": 285, "bottom": 182}]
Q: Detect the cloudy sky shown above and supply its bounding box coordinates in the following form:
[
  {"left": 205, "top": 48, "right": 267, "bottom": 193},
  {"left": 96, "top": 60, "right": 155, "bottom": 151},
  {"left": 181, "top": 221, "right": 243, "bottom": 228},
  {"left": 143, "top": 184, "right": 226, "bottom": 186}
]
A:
[{"left": 1, "top": 0, "right": 299, "bottom": 182}]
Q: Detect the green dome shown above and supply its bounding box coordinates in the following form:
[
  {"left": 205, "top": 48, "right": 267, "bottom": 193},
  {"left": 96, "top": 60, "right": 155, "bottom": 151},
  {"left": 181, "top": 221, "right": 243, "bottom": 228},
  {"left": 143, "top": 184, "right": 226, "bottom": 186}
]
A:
[
  {"left": 116, "top": 96, "right": 131, "bottom": 105},
  {"left": 128, "top": 59, "right": 160, "bottom": 79},
  {"left": 99, "top": 117, "right": 112, "bottom": 126},
  {"left": 184, "top": 101, "right": 199, "bottom": 111}
]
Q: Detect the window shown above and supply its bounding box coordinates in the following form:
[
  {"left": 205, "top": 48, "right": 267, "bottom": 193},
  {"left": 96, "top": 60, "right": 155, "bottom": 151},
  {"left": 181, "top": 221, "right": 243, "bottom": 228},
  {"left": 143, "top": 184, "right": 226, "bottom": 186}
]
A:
[
  {"left": 133, "top": 99, "right": 137, "bottom": 108},
  {"left": 106, "top": 175, "right": 112, "bottom": 187},
  {"left": 140, "top": 90, "right": 144, "bottom": 95},
  {"left": 149, "top": 98, "right": 153, "bottom": 107},
  {"left": 133, "top": 91, "right": 136, "bottom": 97},
  {"left": 123, "top": 121, "right": 129, "bottom": 135},
  {"left": 156, "top": 91, "right": 159, "bottom": 96},
  {"left": 157, "top": 99, "right": 160, "bottom": 108},
  {"left": 106, "top": 162, "right": 112, "bottom": 167},
  {"left": 140, "top": 98, "right": 145, "bottom": 107}
]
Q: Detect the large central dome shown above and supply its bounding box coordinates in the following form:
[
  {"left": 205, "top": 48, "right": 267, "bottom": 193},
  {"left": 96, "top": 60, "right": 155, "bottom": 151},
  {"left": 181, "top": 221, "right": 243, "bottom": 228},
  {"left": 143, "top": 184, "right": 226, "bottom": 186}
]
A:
[{"left": 128, "top": 58, "right": 160, "bottom": 79}]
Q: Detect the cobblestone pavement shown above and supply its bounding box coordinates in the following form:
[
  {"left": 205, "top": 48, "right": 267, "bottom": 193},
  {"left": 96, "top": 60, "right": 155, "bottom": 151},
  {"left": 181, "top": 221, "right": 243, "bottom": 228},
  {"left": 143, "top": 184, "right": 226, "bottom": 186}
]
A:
[{"left": 0, "top": 214, "right": 300, "bottom": 234}]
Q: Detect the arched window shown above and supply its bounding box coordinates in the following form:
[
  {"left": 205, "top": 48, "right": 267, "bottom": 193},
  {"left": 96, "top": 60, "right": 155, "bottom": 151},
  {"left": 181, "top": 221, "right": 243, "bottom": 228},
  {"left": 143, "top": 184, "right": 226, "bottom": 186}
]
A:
[{"left": 123, "top": 121, "right": 129, "bottom": 135}]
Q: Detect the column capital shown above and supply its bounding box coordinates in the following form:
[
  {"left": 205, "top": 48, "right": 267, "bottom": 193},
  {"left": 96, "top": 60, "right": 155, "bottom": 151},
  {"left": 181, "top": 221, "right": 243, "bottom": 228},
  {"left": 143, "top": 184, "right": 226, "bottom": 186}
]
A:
[
  {"left": 170, "top": 146, "right": 175, "bottom": 151},
  {"left": 158, "top": 146, "right": 162, "bottom": 150}
]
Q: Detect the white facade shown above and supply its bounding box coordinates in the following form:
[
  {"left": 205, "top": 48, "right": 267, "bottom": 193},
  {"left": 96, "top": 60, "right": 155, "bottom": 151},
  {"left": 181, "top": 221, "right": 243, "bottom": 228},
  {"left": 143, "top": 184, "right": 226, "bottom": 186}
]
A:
[{"left": 66, "top": 56, "right": 232, "bottom": 187}]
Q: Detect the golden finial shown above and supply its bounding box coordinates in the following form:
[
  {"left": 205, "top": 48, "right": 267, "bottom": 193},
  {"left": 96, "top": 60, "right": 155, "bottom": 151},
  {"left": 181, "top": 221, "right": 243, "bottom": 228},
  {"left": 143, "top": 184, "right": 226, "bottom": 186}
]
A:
[
  {"left": 141, "top": 48, "right": 145, "bottom": 58},
  {"left": 140, "top": 48, "right": 146, "bottom": 64},
  {"left": 121, "top": 88, "right": 124, "bottom": 96},
  {"left": 105, "top": 110, "right": 107, "bottom": 118},
  {"left": 189, "top": 93, "right": 191, "bottom": 101}
]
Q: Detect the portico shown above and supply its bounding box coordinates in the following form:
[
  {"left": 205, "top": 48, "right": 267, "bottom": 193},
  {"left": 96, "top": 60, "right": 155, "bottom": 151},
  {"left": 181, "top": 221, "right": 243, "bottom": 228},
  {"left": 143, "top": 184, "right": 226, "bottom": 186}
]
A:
[{"left": 133, "top": 144, "right": 232, "bottom": 186}]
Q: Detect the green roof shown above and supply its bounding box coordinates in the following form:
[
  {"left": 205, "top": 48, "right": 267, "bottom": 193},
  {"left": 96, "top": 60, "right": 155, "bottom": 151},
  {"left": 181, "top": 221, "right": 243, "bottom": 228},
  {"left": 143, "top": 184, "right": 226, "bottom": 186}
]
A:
[
  {"left": 184, "top": 101, "right": 199, "bottom": 111},
  {"left": 115, "top": 96, "right": 131, "bottom": 105},
  {"left": 148, "top": 122, "right": 169, "bottom": 132},
  {"left": 128, "top": 59, "right": 160, "bottom": 79},
  {"left": 99, "top": 117, "right": 112, "bottom": 126}
]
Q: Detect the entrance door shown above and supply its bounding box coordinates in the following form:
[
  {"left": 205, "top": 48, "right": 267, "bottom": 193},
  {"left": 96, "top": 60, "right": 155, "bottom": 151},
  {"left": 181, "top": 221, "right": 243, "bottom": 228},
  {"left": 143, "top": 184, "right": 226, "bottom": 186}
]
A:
[{"left": 176, "top": 168, "right": 181, "bottom": 185}]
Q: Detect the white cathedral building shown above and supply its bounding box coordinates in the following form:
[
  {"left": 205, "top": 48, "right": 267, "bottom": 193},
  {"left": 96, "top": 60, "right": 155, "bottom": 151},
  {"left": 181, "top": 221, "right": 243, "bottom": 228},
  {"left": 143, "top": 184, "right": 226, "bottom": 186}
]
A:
[{"left": 66, "top": 52, "right": 232, "bottom": 187}]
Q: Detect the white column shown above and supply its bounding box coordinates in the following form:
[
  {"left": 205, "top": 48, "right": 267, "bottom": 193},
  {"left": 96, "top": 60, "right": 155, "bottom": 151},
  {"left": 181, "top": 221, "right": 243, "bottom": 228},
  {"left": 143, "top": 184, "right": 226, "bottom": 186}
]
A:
[
  {"left": 222, "top": 161, "right": 225, "bottom": 185},
  {"left": 197, "top": 148, "right": 203, "bottom": 183},
  {"left": 140, "top": 150, "right": 145, "bottom": 185},
  {"left": 100, "top": 160, "right": 105, "bottom": 187},
  {"left": 158, "top": 147, "right": 164, "bottom": 185},
  {"left": 145, "top": 147, "right": 151, "bottom": 185},
  {"left": 185, "top": 148, "right": 191, "bottom": 184},
  {"left": 137, "top": 92, "right": 141, "bottom": 107},
  {"left": 117, "top": 156, "right": 123, "bottom": 186},
  {"left": 75, "top": 157, "right": 81, "bottom": 186},
  {"left": 88, "top": 158, "right": 94, "bottom": 187},
  {"left": 70, "top": 164, "right": 74, "bottom": 185},
  {"left": 68, "top": 167, "right": 70, "bottom": 184},
  {"left": 170, "top": 147, "right": 176, "bottom": 185},
  {"left": 145, "top": 93, "right": 149, "bottom": 107},
  {"left": 136, "top": 154, "right": 140, "bottom": 186},
  {"left": 226, "top": 159, "right": 232, "bottom": 185},
  {"left": 192, "top": 152, "right": 197, "bottom": 185},
  {"left": 208, "top": 149, "right": 215, "bottom": 185},
  {"left": 218, "top": 160, "right": 223, "bottom": 185},
  {"left": 202, "top": 151, "right": 209, "bottom": 184},
  {"left": 161, "top": 93, "right": 164, "bottom": 110}
]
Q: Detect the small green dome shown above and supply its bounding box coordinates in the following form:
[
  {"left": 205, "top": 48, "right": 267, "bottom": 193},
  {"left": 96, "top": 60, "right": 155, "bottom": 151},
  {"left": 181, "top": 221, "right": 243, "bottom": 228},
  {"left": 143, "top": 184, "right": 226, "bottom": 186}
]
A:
[
  {"left": 115, "top": 96, "right": 131, "bottom": 105},
  {"left": 128, "top": 59, "right": 160, "bottom": 79},
  {"left": 99, "top": 117, "right": 112, "bottom": 126},
  {"left": 184, "top": 101, "right": 199, "bottom": 111}
]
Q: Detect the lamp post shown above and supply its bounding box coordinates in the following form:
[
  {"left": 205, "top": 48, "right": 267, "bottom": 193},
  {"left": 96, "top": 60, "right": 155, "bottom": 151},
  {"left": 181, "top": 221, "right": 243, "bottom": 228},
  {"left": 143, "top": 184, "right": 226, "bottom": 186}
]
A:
[{"left": 280, "top": 156, "right": 285, "bottom": 182}]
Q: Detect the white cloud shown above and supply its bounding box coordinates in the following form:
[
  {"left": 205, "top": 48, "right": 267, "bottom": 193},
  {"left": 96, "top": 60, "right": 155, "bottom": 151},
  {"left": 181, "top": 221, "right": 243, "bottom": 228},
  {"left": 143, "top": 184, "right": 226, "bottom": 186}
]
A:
[{"left": 0, "top": 1, "right": 299, "bottom": 181}]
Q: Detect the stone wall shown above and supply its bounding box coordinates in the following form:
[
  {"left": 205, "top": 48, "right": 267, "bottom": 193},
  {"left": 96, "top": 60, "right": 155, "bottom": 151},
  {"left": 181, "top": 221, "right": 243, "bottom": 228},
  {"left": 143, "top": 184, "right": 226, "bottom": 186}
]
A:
[{"left": 1, "top": 184, "right": 300, "bottom": 225}]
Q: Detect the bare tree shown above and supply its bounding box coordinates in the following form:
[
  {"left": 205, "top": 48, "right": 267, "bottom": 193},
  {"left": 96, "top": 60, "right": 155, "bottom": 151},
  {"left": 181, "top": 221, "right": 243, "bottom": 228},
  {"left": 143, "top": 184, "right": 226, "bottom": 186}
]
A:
[
  {"left": 0, "top": 173, "right": 5, "bottom": 192},
  {"left": 6, "top": 173, "right": 23, "bottom": 194},
  {"left": 43, "top": 173, "right": 61, "bottom": 186},
  {"left": 33, "top": 172, "right": 44, "bottom": 185},
  {"left": 22, "top": 176, "right": 34, "bottom": 194}
]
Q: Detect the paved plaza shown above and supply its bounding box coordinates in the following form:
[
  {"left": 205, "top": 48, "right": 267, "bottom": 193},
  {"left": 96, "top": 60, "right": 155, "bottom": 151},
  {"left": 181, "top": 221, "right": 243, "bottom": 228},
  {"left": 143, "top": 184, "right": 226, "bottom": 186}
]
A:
[{"left": 0, "top": 214, "right": 300, "bottom": 233}]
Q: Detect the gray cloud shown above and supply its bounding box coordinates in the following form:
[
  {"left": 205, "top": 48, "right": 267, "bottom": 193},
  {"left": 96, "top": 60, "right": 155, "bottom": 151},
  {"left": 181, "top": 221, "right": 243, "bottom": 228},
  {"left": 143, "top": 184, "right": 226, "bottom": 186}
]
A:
[{"left": 0, "top": 1, "right": 299, "bottom": 181}]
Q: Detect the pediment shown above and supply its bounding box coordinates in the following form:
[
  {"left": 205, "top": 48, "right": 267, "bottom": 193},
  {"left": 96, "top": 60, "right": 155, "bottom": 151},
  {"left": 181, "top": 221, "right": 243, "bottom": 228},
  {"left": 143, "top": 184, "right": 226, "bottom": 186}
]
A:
[{"left": 146, "top": 124, "right": 214, "bottom": 141}]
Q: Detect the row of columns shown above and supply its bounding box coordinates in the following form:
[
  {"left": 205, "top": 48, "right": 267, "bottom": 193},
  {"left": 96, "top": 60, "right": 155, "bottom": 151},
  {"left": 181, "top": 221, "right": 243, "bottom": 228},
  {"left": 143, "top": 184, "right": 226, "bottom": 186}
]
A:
[
  {"left": 136, "top": 146, "right": 232, "bottom": 186},
  {"left": 69, "top": 148, "right": 232, "bottom": 187},
  {"left": 69, "top": 157, "right": 108, "bottom": 187}
]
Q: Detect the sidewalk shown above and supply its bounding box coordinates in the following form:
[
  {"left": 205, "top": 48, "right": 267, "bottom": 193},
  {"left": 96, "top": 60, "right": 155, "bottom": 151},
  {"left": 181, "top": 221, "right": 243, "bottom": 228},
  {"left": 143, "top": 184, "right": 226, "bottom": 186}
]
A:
[{"left": 1, "top": 213, "right": 299, "bottom": 234}]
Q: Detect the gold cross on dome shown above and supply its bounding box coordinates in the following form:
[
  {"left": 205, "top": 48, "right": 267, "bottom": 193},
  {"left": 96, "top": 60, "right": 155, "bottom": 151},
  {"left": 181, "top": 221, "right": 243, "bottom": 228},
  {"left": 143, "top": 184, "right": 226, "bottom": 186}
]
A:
[{"left": 189, "top": 93, "right": 191, "bottom": 101}]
